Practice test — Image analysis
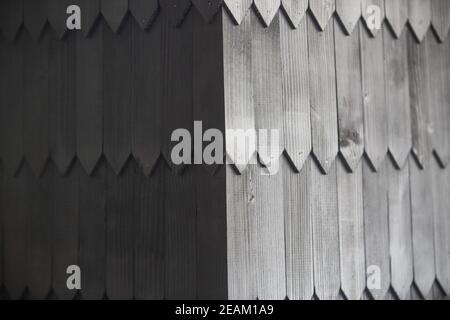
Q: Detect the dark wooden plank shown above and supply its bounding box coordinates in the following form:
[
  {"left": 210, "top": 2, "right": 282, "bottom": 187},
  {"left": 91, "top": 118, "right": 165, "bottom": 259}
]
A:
[
  {"left": 160, "top": 0, "right": 192, "bottom": 26},
  {"left": 47, "top": 0, "right": 73, "bottom": 39},
  {"left": 408, "top": 0, "right": 431, "bottom": 42},
  {"left": 409, "top": 157, "right": 435, "bottom": 298},
  {"left": 223, "top": 0, "right": 253, "bottom": 25},
  {"left": 361, "top": 0, "right": 384, "bottom": 37},
  {"left": 23, "top": 0, "right": 48, "bottom": 41},
  {"left": 103, "top": 17, "right": 132, "bottom": 174},
  {"left": 105, "top": 161, "right": 135, "bottom": 300},
  {"left": 335, "top": 0, "right": 361, "bottom": 35},
  {"left": 74, "top": 0, "right": 101, "bottom": 37},
  {"left": 131, "top": 17, "right": 162, "bottom": 175},
  {"left": 129, "top": 0, "right": 158, "bottom": 29},
  {"left": 253, "top": 0, "right": 281, "bottom": 27},
  {"left": 335, "top": 20, "right": 364, "bottom": 172},
  {"left": 310, "top": 160, "right": 340, "bottom": 300},
  {"left": 78, "top": 161, "right": 106, "bottom": 300},
  {"left": 309, "top": 0, "right": 335, "bottom": 31},
  {"left": 0, "top": 165, "right": 3, "bottom": 289},
  {"left": 76, "top": 22, "right": 103, "bottom": 175},
  {"left": 362, "top": 159, "right": 390, "bottom": 299},
  {"left": 134, "top": 161, "right": 164, "bottom": 299},
  {"left": 431, "top": 158, "right": 450, "bottom": 295},
  {"left": 385, "top": 0, "right": 408, "bottom": 38},
  {"left": 223, "top": 10, "right": 255, "bottom": 173},
  {"left": 48, "top": 31, "right": 76, "bottom": 173},
  {"left": 431, "top": 0, "right": 450, "bottom": 42},
  {"left": 192, "top": 0, "right": 223, "bottom": 23},
  {"left": 0, "top": 0, "right": 24, "bottom": 41},
  {"left": 387, "top": 158, "right": 413, "bottom": 300},
  {"left": 360, "top": 25, "right": 387, "bottom": 171},
  {"left": 307, "top": 14, "right": 338, "bottom": 174},
  {"left": 384, "top": 27, "right": 411, "bottom": 168},
  {"left": 407, "top": 30, "right": 433, "bottom": 168},
  {"left": 280, "top": 0, "right": 308, "bottom": 28},
  {"left": 101, "top": 0, "right": 128, "bottom": 33},
  {"left": 280, "top": 14, "right": 311, "bottom": 172},
  {"left": 283, "top": 157, "right": 314, "bottom": 300},
  {"left": 23, "top": 29, "right": 49, "bottom": 176},
  {"left": 337, "top": 159, "right": 365, "bottom": 300},
  {"left": 164, "top": 166, "right": 196, "bottom": 299}
]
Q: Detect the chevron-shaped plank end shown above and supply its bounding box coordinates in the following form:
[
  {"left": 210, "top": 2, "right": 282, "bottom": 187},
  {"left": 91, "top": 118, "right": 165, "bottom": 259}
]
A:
[
  {"left": 78, "top": 153, "right": 101, "bottom": 176},
  {"left": 24, "top": 0, "right": 48, "bottom": 41},
  {"left": 192, "top": 0, "right": 223, "bottom": 23},
  {"left": 311, "top": 151, "right": 336, "bottom": 174},
  {"left": 253, "top": 0, "right": 281, "bottom": 27},
  {"left": 431, "top": 0, "right": 450, "bottom": 42},
  {"left": 309, "top": 0, "right": 335, "bottom": 31},
  {"left": 335, "top": 0, "right": 361, "bottom": 35},
  {"left": 0, "top": 0, "right": 24, "bottom": 42},
  {"left": 224, "top": 0, "right": 253, "bottom": 25},
  {"left": 363, "top": 151, "right": 386, "bottom": 172},
  {"left": 283, "top": 149, "right": 309, "bottom": 173},
  {"left": 385, "top": 0, "right": 408, "bottom": 39},
  {"left": 388, "top": 149, "right": 410, "bottom": 170},
  {"left": 48, "top": 0, "right": 75, "bottom": 40},
  {"left": 339, "top": 147, "right": 363, "bottom": 173},
  {"left": 408, "top": 0, "right": 431, "bottom": 42},
  {"left": 280, "top": 0, "right": 308, "bottom": 28},
  {"left": 361, "top": 0, "right": 385, "bottom": 37},
  {"left": 226, "top": 150, "right": 257, "bottom": 175},
  {"left": 160, "top": 0, "right": 192, "bottom": 27},
  {"left": 129, "top": 0, "right": 159, "bottom": 30},
  {"left": 101, "top": 0, "right": 129, "bottom": 33}
]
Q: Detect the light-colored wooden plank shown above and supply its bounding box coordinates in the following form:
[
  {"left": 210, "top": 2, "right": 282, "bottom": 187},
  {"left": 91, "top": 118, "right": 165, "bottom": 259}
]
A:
[
  {"left": 281, "top": 0, "right": 308, "bottom": 28},
  {"left": 408, "top": 0, "right": 431, "bottom": 42},
  {"left": 309, "top": 0, "right": 335, "bottom": 31},
  {"left": 224, "top": 0, "right": 253, "bottom": 24},
  {"left": 409, "top": 157, "right": 435, "bottom": 298},
  {"left": 385, "top": 0, "right": 408, "bottom": 38},
  {"left": 307, "top": 14, "right": 338, "bottom": 173},
  {"left": 384, "top": 27, "right": 411, "bottom": 169},
  {"left": 361, "top": 0, "right": 385, "bottom": 37},
  {"left": 387, "top": 158, "right": 413, "bottom": 300},
  {"left": 431, "top": 0, "right": 450, "bottom": 42},
  {"left": 311, "top": 160, "right": 340, "bottom": 300},
  {"left": 362, "top": 159, "right": 390, "bottom": 299},
  {"left": 335, "top": 0, "right": 361, "bottom": 35},
  {"left": 335, "top": 20, "right": 364, "bottom": 172},
  {"left": 253, "top": 0, "right": 281, "bottom": 27},
  {"left": 337, "top": 159, "right": 365, "bottom": 300}
]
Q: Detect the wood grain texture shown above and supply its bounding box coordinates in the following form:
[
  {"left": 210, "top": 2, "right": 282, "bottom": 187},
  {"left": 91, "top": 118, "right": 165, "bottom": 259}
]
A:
[
  {"left": 431, "top": 158, "right": 450, "bottom": 295},
  {"left": 335, "top": 0, "right": 361, "bottom": 35},
  {"left": 309, "top": 0, "right": 335, "bottom": 31},
  {"left": 131, "top": 18, "right": 162, "bottom": 175},
  {"left": 0, "top": 0, "right": 24, "bottom": 41},
  {"left": 160, "top": 0, "right": 192, "bottom": 26},
  {"left": 361, "top": 0, "right": 384, "bottom": 37},
  {"left": 23, "top": 30, "right": 49, "bottom": 176},
  {"left": 409, "top": 157, "right": 435, "bottom": 298},
  {"left": 24, "top": 0, "right": 48, "bottom": 41},
  {"left": 0, "top": 166, "right": 3, "bottom": 288},
  {"left": 337, "top": 159, "right": 365, "bottom": 300},
  {"left": 335, "top": 21, "right": 364, "bottom": 172},
  {"left": 280, "top": 14, "right": 311, "bottom": 172},
  {"left": 129, "top": 0, "right": 158, "bottom": 29},
  {"left": 134, "top": 161, "right": 164, "bottom": 299},
  {"left": 254, "top": 0, "right": 281, "bottom": 27},
  {"left": 224, "top": 0, "right": 253, "bottom": 24},
  {"left": 103, "top": 18, "right": 132, "bottom": 174},
  {"left": 78, "top": 162, "right": 106, "bottom": 300},
  {"left": 307, "top": 15, "right": 338, "bottom": 174},
  {"left": 385, "top": 0, "right": 408, "bottom": 38},
  {"left": 363, "top": 159, "right": 390, "bottom": 299},
  {"left": 408, "top": 0, "right": 431, "bottom": 42},
  {"left": 49, "top": 32, "right": 76, "bottom": 173},
  {"left": 283, "top": 157, "right": 314, "bottom": 300},
  {"left": 223, "top": 11, "right": 255, "bottom": 172},
  {"left": 428, "top": 34, "right": 450, "bottom": 167},
  {"left": 76, "top": 25, "right": 103, "bottom": 175},
  {"left": 101, "top": 0, "right": 128, "bottom": 33},
  {"left": 74, "top": 0, "right": 101, "bottom": 37},
  {"left": 384, "top": 28, "right": 411, "bottom": 169},
  {"left": 407, "top": 30, "right": 433, "bottom": 168},
  {"left": 431, "top": 0, "right": 450, "bottom": 42},
  {"left": 105, "top": 161, "right": 135, "bottom": 300},
  {"left": 47, "top": 0, "right": 73, "bottom": 39},
  {"left": 192, "top": 0, "right": 224, "bottom": 22},
  {"left": 280, "top": 0, "right": 308, "bottom": 28},
  {"left": 252, "top": 12, "right": 283, "bottom": 173},
  {"left": 387, "top": 159, "right": 413, "bottom": 300},
  {"left": 310, "top": 160, "right": 340, "bottom": 300},
  {"left": 360, "top": 25, "right": 387, "bottom": 171}
]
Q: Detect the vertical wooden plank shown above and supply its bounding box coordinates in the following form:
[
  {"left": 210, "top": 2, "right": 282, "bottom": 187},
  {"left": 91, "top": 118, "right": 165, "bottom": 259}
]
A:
[
  {"left": 388, "top": 159, "right": 413, "bottom": 300},
  {"left": 0, "top": 0, "right": 24, "bottom": 42},
  {"left": 47, "top": 0, "right": 73, "bottom": 39},
  {"left": 129, "top": 0, "right": 158, "bottom": 29},
  {"left": 74, "top": 0, "right": 101, "bottom": 37},
  {"left": 192, "top": 0, "right": 223, "bottom": 23},
  {"left": 431, "top": 158, "right": 450, "bottom": 295},
  {"left": 103, "top": 17, "right": 132, "bottom": 174},
  {"left": 431, "top": 0, "right": 450, "bottom": 42},
  {"left": 131, "top": 17, "right": 162, "bottom": 175},
  {"left": 408, "top": 0, "right": 431, "bottom": 42},
  {"left": 409, "top": 157, "right": 435, "bottom": 298},
  {"left": 385, "top": 0, "right": 408, "bottom": 38},
  {"left": 223, "top": 0, "right": 253, "bottom": 25},
  {"left": 280, "top": 14, "right": 311, "bottom": 172},
  {"left": 360, "top": 25, "right": 387, "bottom": 171},
  {"left": 335, "top": 0, "right": 361, "bottom": 35},
  {"left": 49, "top": 32, "right": 76, "bottom": 173},
  {"left": 363, "top": 160, "right": 390, "bottom": 299},
  {"left": 311, "top": 161, "right": 340, "bottom": 300},
  {"left": 307, "top": 14, "right": 338, "bottom": 174},
  {"left": 23, "top": 0, "right": 48, "bottom": 41},
  {"left": 76, "top": 23, "right": 103, "bottom": 175},
  {"left": 0, "top": 165, "right": 3, "bottom": 289},
  {"left": 105, "top": 161, "right": 135, "bottom": 300},
  {"left": 164, "top": 166, "right": 197, "bottom": 299},
  {"left": 337, "top": 160, "right": 365, "bottom": 300},
  {"left": 23, "top": 29, "right": 49, "bottom": 176},
  {"left": 160, "top": 0, "right": 192, "bottom": 26},
  {"left": 101, "top": 0, "right": 128, "bottom": 33},
  {"left": 134, "top": 161, "right": 164, "bottom": 299},
  {"left": 223, "top": 11, "right": 255, "bottom": 172},
  {"left": 309, "top": 0, "right": 335, "bottom": 31},
  {"left": 335, "top": 21, "right": 364, "bottom": 171},
  {"left": 253, "top": 0, "right": 281, "bottom": 27},
  {"left": 384, "top": 28, "right": 411, "bottom": 168},
  {"left": 361, "top": 0, "right": 385, "bottom": 37},
  {"left": 280, "top": 0, "right": 308, "bottom": 28},
  {"left": 408, "top": 30, "right": 433, "bottom": 167},
  {"left": 78, "top": 162, "right": 106, "bottom": 300},
  {"left": 283, "top": 157, "right": 314, "bottom": 300}
]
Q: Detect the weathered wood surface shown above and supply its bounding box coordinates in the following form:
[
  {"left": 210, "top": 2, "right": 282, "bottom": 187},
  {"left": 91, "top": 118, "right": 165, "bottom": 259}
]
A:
[
  {"left": 335, "top": 0, "right": 361, "bottom": 35},
  {"left": 309, "top": 0, "right": 335, "bottom": 31},
  {"left": 254, "top": 0, "right": 281, "bottom": 27},
  {"left": 385, "top": 0, "right": 408, "bottom": 38},
  {"left": 281, "top": 0, "right": 308, "bottom": 28},
  {"left": 361, "top": 0, "right": 384, "bottom": 37},
  {"left": 101, "top": 0, "right": 128, "bottom": 33},
  {"left": 129, "top": 0, "right": 159, "bottom": 29},
  {"left": 408, "top": 0, "right": 431, "bottom": 42},
  {"left": 431, "top": 0, "right": 450, "bottom": 42}
]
